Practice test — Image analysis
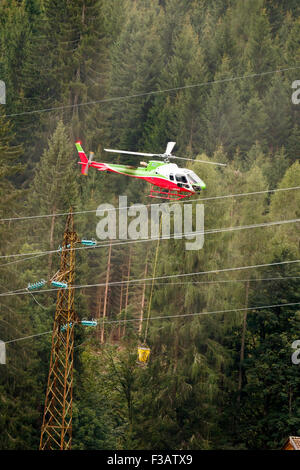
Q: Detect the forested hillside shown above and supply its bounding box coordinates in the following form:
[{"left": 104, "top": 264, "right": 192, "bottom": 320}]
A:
[{"left": 0, "top": 0, "right": 299, "bottom": 450}]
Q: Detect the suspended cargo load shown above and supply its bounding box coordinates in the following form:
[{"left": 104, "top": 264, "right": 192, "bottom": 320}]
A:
[
  {"left": 137, "top": 344, "right": 151, "bottom": 366},
  {"left": 27, "top": 279, "right": 46, "bottom": 291},
  {"left": 51, "top": 281, "right": 68, "bottom": 289}
]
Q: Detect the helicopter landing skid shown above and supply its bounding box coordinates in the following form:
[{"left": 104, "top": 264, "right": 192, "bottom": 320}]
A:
[{"left": 148, "top": 186, "right": 192, "bottom": 201}]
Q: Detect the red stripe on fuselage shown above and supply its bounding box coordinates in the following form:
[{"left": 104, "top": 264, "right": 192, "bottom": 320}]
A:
[
  {"left": 101, "top": 165, "right": 194, "bottom": 194},
  {"left": 79, "top": 161, "right": 194, "bottom": 194}
]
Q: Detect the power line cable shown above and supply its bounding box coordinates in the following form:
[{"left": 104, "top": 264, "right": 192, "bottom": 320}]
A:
[
  {"left": 0, "top": 217, "right": 299, "bottom": 262},
  {"left": 117, "top": 275, "right": 300, "bottom": 288},
  {"left": 1, "top": 274, "right": 299, "bottom": 299},
  {"left": 102, "top": 301, "right": 300, "bottom": 325},
  {"left": 1, "top": 185, "right": 299, "bottom": 223},
  {"left": 197, "top": 186, "right": 300, "bottom": 202},
  {"left": 0, "top": 253, "right": 49, "bottom": 268},
  {"left": 4, "top": 65, "right": 300, "bottom": 118},
  {"left": 29, "top": 292, "right": 48, "bottom": 310},
  {"left": 4, "top": 330, "right": 52, "bottom": 344},
  {"left": 4, "top": 301, "right": 300, "bottom": 345},
  {"left": 0, "top": 259, "right": 299, "bottom": 298}
]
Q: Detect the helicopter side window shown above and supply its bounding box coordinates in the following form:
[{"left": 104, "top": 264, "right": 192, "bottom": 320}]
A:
[
  {"left": 169, "top": 174, "right": 174, "bottom": 181},
  {"left": 176, "top": 174, "right": 188, "bottom": 183}
]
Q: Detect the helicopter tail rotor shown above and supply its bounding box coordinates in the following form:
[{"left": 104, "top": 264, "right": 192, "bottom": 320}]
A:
[
  {"left": 85, "top": 152, "right": 94, "bottom": 175},
  {"left": 75, "top": 141, "right": 95, "bottom": 175}
]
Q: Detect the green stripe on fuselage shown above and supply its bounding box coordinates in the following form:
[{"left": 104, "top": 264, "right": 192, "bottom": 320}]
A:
[{"left": 107, "top": 161, "right": 166, "bottom": 178}]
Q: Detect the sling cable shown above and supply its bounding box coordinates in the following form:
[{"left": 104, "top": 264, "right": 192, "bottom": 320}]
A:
[{"left": 137, "top": 215, "right": 162, "bottom": 366}]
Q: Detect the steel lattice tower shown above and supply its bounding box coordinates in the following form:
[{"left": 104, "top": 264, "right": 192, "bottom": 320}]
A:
[{"left": 39, "top": 212, "right": 79, "bottom": 450}]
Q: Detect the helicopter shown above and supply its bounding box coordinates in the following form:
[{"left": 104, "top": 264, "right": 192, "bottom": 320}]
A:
[{"left": 75, "top": 141, "right": 226, "bottom": 200}]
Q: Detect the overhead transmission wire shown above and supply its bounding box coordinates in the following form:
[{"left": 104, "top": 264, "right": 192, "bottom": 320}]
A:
[
  {"left": 0, "top": 253, "right": 49, "bottom": 267},
  {"left": 29, "top": 292, "right": 48, "bottom": 310},
  {"left": 141, "top": 275, "right": 300, "bottom": 287},
  {"left": 3, "top": 301, "right": 300, "bottom": 346},
  {"left": 0, "top": 217, "right": 299, "bottom": 264},
  {"left": 4, "top": 65, "right": 300, "bottom": 118},
  {"left": 0, "top": 259, "right": 299, "bottom": 298},
  {"left": 1, "top": 274, "right": 299, "bottom": 299},
  {"left": 1, "top": 66, "right": 299, "bottom": 326},
  {"left": 1, "top": 185, "right": 299, "bottom": 223},
  {"left": 1, "top": 59, "right": 297, "bottom": 346},
  {"left": 102, "top": 301, "right": 300, "bottom": 325}
]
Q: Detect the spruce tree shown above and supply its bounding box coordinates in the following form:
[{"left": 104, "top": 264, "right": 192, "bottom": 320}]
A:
[
  {"left": 204, "top": 56, "right": 243, "bottom": 157},
  {"left": 28, "top": 120, "right": 79, "bottom": 272}
]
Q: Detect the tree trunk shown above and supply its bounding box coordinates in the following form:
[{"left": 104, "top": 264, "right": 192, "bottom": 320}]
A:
[
  {"left": 100, "top": 241, "right": 112, "bottom": 343},
  {"left": 173, "top": 320, "right": 180, "bottom": 373},
  {"left": 238, "top": 279, "right": 250, "bottom": 402},
  {"left": 188, "top": 116, "right": 194, "bottom": 152},
  {"left": 118, "top": 276, "right": 124, "bottom": 340},
  {"left": 289, "top": 386, "right": 292, "bottom": 416},
  {"left": 96, "top": 286, "right": 103, "bottom": 342},
  {"left": 48, "top": 205, "right": 56, "bottom": 275}
]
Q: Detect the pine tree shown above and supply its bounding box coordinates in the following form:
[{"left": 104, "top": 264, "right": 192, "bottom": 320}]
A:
[
  {"left": 262, "top": 75, "right": 292, "bottom": 154},
  {"left": 20, "top": 0, "right": 107, "bottom": 163},
  {"left": 144, "top": 18, "right": 208, "bottom": 156},
  {"left": 286, "top": 125, "right": 300, "bottom": 163},
  {"left": 240, "top": 95, "right": 268, "bottom": 154},
  {"left": 0, "top": 0, "right": 34, "bottom": 115},
  {"left": 28, "top": 120, "right": 79, "bottom": 272},
  {"left": 240, "top": 1, "right": 278, "bottom": 98},
  {"left": 234, "top": 258, "right": 300, "bottom": 449},
  {"left": 102, "top": 0, "right": 163, "bottom": 151},
  {"left": 204, "top": 56, "right": 244, "bottom": 157},
  {"left": 0, "top": 109, "right": 44, "bottom": 451},
  {"left": 269, "top": 160, "right": 300, "bottom": 251},
  {"left": 0, "top": 109, "right": 23, "bottom": 216}
]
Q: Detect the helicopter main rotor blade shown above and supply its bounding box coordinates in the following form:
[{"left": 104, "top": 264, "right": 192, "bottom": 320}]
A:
[
  {"left": 165, "top": 141, "right": 176, "bottom": 155},
  {"left": 171, "top": 155, "right": 227, "bottom": 166},
  {"left": 104, "top": 147, "right": 226, "bottom": 166},
  {"left": 104, "top": 148, "right": 160, "bottom": 158}
]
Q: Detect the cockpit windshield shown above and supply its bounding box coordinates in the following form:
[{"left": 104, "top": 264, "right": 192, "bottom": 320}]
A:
[{"left": 187, "top": 172, "right": 201, "bottom": 185}]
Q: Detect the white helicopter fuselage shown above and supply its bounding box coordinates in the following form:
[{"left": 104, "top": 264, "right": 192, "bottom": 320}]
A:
[{"left": 154, "top": 163, "right": 206, "bottom": 192}]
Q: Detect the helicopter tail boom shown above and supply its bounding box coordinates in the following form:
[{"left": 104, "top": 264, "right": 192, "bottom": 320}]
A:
[
  {"left": 75, "top": 141, "right": 111, "bottom": 174},
  {"left": 76, "top": 141, "right": 105, "bottom": 175}
]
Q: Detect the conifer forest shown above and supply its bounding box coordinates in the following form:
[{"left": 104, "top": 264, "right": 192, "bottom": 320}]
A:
[{"left": 0, "top": 0, "right": 300, "bottom": 451}]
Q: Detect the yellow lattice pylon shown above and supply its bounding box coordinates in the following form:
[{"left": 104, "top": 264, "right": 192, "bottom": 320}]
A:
[{"left": 39, "top": 211, "right": 79, "bottom": 450}]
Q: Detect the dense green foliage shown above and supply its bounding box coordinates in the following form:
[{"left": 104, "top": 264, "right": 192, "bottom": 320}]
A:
[{"left": 0, "top": 0, "right": 299, "bottom": 450}]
